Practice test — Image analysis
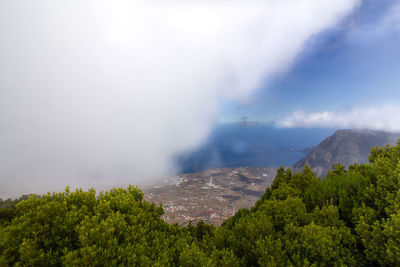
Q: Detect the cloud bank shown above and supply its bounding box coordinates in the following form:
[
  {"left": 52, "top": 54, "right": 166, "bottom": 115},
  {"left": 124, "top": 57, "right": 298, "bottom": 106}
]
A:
[
  {"left": 275, "top": 105, "right": 400, "bottom": 133},
  {"left": 0, "top": 0, "right": 359, "bottom": 197}
]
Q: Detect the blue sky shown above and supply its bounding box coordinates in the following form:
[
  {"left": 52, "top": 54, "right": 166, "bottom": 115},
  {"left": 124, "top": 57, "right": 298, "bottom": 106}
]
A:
[{"left": 218, "top": 0, "right": 400, "bottom": 123}]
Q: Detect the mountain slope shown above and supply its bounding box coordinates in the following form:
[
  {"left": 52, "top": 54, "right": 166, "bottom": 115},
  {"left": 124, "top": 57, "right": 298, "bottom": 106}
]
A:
[{"left": 293, "top": 129, "right": 400, "bottom": 176}]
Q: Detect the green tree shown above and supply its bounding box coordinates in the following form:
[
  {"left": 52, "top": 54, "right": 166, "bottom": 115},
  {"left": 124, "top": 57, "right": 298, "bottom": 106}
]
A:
[{"left": 1, "top": 140, "right": 400, "bottom": 266}]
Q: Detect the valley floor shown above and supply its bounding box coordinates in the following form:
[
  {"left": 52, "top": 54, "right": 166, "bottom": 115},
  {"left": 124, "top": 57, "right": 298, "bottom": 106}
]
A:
[{"left": 143, "top": 167, "right": 277, "bottom": 225}]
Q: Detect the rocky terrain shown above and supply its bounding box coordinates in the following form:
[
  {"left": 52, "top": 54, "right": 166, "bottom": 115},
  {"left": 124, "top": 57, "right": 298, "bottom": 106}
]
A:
[
  {"left": 294, "top": 129, "right": 400, "bottom": 176},
  {"left": 144, "top": 167, "right": 277, "bottom": 225}
]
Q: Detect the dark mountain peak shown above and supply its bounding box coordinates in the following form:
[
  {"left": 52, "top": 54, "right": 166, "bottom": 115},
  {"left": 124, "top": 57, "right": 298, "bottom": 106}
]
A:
[{"left": 293, "top": 129, "right": 400, "bottom": 177}]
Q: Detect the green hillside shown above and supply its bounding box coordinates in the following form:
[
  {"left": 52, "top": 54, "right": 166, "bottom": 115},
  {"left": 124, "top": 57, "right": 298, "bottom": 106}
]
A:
[{"left": 1, "top": 141, "right": 400, "bottom": 266}]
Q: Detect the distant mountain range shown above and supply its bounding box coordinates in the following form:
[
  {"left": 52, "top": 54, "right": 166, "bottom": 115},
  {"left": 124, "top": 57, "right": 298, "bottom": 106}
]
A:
[
  {"left": 176, "top": 123, "right": 336, "bottom": 173},
  {"left": 176, "top": 124, "right": 400, "bottom": 177},
  {"left": 293, "top": 129, "right": 400, "bottom": 176}
]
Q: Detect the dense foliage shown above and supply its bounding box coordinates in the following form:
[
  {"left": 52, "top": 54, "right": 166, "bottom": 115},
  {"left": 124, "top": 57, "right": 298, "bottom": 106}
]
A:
[
  {"left": 1, "top": 141, "right": 400, "bottom": 266},
  {"left": 0, "top": 195, "right": 29, "bottom": 226}
]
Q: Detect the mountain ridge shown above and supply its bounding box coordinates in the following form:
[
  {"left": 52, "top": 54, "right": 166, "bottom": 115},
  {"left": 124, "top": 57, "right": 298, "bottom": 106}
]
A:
[{"left": 293, "top": 129, "right": 400, "bottom": 176}]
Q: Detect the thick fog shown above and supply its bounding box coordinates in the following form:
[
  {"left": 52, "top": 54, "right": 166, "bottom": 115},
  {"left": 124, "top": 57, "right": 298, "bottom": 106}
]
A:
[{"left": 0, "top": 0, "right": 359, "bottom": 197}]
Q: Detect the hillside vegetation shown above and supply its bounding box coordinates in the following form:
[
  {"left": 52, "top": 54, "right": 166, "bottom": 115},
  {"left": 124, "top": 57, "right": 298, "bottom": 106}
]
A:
[{"left": 1, "top": 141, "right": 400, "bottom": 266}]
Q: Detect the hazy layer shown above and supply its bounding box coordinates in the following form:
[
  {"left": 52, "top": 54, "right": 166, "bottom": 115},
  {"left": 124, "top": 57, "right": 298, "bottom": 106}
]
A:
[{"left": 0, "top": 0, "right": 359, "bottom": 197}]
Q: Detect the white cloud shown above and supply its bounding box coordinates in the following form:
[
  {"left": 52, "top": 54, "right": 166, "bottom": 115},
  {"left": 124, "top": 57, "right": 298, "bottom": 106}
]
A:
[
  {"left": 0, "top": 0, "right": 359, "bottom": 197},
  {"left": 275, "top": 105, "right": 400, "bottom": 133}
]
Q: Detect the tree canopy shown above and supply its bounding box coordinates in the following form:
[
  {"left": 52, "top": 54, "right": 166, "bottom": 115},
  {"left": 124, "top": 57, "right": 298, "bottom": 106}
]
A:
[{"left": 1, "top": 141, "right": 400, "bottom": 266}]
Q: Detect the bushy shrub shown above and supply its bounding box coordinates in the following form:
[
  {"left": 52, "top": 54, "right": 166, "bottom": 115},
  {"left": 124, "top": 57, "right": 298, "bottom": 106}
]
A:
[{"left": 1, "top": 141, "right": 400, "bottom": 266}]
